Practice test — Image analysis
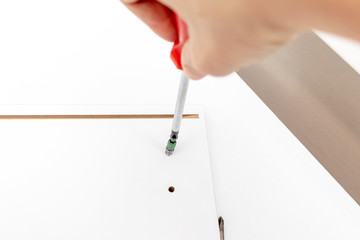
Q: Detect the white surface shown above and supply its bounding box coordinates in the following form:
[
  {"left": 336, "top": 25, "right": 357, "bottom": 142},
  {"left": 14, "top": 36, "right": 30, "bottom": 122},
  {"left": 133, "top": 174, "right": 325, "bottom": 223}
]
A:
[
  {"left": 0, "top": 1, "right": 359, "bottom": 239},
  {"left": 0, "top": 105, "right": 219, "bottom": 240}
]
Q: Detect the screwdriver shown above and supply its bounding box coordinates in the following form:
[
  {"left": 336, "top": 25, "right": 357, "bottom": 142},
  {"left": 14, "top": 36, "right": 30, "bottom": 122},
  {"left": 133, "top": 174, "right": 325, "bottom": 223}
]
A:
[{"left": 165, "top": 14, "right": 190, "bottom": 156}]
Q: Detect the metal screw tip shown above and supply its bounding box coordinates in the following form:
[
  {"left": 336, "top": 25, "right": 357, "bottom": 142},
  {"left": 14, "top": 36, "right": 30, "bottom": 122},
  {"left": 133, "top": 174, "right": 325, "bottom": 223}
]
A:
[{"left": 165, "top": 148, "right": 174, "bottom": 156}]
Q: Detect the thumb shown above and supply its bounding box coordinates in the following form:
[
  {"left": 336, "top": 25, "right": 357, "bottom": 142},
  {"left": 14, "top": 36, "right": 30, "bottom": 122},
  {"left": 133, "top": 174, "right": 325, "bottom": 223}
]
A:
[{"left": 181, "top": 41, "right": 206, "bottom": 80}]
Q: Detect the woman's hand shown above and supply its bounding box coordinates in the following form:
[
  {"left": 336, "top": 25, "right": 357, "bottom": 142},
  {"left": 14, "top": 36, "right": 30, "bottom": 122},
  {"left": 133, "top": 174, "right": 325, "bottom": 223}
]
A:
[{"left": 121, "top": 0, "right": 360, "bottom": 79}]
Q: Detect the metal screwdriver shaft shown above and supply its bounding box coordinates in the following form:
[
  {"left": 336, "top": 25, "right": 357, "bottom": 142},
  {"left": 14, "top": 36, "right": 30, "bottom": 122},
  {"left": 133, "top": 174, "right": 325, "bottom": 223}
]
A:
[
  {"left": 165, "top": 13, "right": 189, "bottom": 156},
  {"left": 165, "top": 72, "right": 190, "bottom": 156}
]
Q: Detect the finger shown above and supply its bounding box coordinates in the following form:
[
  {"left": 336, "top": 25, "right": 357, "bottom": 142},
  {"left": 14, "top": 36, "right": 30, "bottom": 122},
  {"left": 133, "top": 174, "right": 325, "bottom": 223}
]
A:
[
  {"left": 181, "top": 22, "right": 244, "bottom": 77},
  {"left": 121, "top": 0, "right": 178, "bottom": 42},
  {"left": 181, "top": 25, "right": 230, "bottom": 78},
  {"left": 181, "top": 41, "right": 206, "bottom": 80}
]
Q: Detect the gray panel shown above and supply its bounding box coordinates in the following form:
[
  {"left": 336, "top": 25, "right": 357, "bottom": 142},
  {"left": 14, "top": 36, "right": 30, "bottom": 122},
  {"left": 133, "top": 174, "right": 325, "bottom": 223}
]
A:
[{"left": 238, "top": 31, "right": 360, "bottom": 205}]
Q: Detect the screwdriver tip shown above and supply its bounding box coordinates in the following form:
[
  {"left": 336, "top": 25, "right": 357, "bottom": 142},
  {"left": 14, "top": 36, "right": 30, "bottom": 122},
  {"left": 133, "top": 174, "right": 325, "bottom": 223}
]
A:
[
  {"left": 165, "top": 139, "right": 177, "bottom": 156},
  {"left": 165, "top": 148, "right": 174, "bottom": 156}
]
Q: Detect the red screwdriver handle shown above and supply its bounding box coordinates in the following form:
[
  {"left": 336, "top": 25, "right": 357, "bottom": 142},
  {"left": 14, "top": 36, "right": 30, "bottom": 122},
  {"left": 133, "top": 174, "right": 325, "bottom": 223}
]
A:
[{"left": 170, "top": 14, "right": 189, "bottom": 70}]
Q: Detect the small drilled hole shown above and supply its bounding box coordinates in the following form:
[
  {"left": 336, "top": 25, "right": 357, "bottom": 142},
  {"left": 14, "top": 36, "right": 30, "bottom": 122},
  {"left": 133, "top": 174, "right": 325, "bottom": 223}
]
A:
[{"left": 168, "top": 186, "right": 175, "bottom": 193}]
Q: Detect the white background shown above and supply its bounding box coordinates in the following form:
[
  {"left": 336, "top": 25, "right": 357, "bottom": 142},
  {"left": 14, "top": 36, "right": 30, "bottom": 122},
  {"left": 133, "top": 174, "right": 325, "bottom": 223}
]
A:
[{"left": 0, "top": 0, "right": 360, "bottom": 239}]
